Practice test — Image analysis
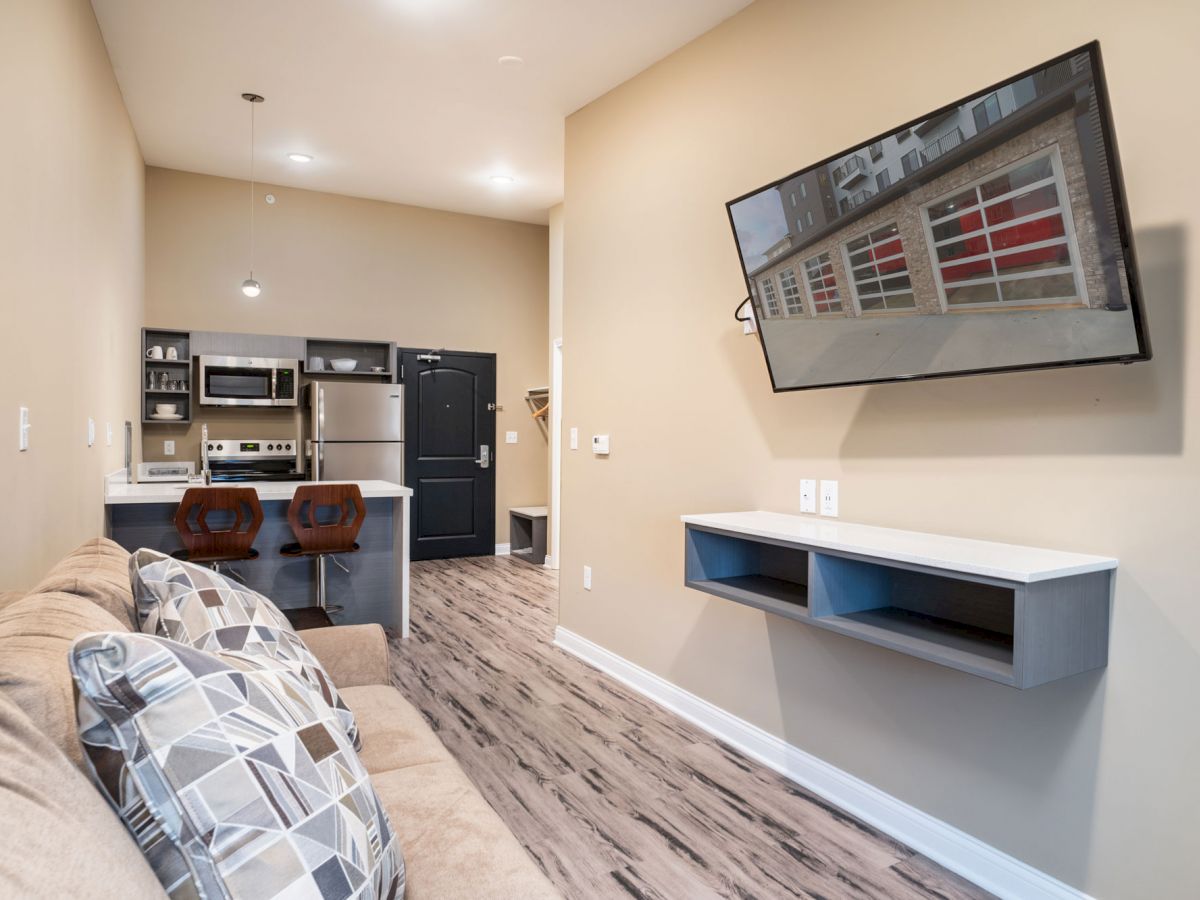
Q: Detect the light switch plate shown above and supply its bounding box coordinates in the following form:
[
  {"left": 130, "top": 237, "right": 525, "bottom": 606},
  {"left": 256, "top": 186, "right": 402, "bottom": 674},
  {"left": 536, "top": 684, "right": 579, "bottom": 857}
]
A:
[
  {"left": 800, "top": 479, "right": 816, "bottom": 514},
  {"left": 819, "top": 479, "right": 839, "bottom": 517},
  {"left": 87, "top": 418, "right": 96, "bottom": 447},
  {"left": 592, "top": 434, "right": 610, "bottom": 455},
  {"left": 164, "top": 440, "right": 175, "bottom": 456},
  {"left": 583, "top": 565, "right": 592, "bottom": 590},
  {"left": 106, "top": 422, "right": 113, "bottom": 446},
  {"left": 18, "top": 406, "right": 29, "bottom": 452},
  {"left": 569, "top": 427, "right": 578, "bottom": 450},
  {"left": 505, "top": 431, "right": 518, "bottom": 444}
]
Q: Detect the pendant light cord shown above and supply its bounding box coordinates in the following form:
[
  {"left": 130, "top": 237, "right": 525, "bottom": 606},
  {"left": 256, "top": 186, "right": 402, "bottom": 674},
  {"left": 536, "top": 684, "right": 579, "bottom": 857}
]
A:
[{"left": 248, "top": 98, "right": 255, "bottom": 279}]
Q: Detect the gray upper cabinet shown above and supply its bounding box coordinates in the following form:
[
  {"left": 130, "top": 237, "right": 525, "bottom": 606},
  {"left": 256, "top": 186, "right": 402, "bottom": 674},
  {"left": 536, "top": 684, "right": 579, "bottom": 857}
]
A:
[{"left": 189, "top": 331, "right": 306, "bottom": 360}]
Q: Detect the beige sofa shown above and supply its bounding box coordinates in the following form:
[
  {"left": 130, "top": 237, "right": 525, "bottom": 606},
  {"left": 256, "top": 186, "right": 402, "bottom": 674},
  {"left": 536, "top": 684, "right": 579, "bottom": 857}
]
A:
[{"left": 0, "top": 538, "right": 559, "bottom": 900}]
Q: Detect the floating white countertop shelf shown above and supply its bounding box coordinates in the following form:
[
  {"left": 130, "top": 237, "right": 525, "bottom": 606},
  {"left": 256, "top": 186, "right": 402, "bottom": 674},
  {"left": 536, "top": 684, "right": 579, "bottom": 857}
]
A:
[{"left": 681, "top": 511, "right": 1116, "bottom": 689}]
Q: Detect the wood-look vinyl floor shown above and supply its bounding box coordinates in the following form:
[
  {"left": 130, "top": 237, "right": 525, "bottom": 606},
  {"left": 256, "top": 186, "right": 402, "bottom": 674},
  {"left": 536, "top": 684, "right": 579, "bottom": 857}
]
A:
[{"left": 387, "top": 555, "right": 993, "bottom": 900}]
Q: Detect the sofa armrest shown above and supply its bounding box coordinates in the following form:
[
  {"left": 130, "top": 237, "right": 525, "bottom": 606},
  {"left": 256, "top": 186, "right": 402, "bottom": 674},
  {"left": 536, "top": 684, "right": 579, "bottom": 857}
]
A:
[{"left": 298, "top": 623, "right": 390, "bottom": 688}]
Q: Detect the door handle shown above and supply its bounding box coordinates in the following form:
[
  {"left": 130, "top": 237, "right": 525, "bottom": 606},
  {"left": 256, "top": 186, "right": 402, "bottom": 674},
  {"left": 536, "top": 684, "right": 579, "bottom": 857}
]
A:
[{"left": 475, "top": 444, "right": 490, "bottom": 468}]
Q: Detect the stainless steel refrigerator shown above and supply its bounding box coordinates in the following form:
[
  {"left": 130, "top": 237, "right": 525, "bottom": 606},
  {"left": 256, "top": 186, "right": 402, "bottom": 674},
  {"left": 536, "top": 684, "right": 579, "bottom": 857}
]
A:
[{"left": 305, "top": 382, "right": 404, "bottom": 484}]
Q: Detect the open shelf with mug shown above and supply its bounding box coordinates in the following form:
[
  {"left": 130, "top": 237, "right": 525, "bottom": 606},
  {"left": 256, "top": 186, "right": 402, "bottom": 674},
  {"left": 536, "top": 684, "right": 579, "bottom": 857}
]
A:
[
  {"left": 303, "top": 338, "right": 394, "bottom": 380},
  {"left": 143, "top": 328, "right": 192, "bottom": 424}
]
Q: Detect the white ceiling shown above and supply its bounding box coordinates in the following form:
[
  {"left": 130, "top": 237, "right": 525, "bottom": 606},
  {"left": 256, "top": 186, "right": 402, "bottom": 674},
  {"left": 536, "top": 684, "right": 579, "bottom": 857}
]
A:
[{"left": 91, "top": 0, "right": 752, "bottom": 224}]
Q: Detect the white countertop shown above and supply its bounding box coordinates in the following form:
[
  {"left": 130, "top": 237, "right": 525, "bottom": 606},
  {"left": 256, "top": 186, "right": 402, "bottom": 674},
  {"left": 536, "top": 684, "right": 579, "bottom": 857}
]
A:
[
  {"left": 681, "top": 511, "right": 1117, "bottom": 583},
  {"left": 105, "top": 478, "right": 412, "bottom": 505}
]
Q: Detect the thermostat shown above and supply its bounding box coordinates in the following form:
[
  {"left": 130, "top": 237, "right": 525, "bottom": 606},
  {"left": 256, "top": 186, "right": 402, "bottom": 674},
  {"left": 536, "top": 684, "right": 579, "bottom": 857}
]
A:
[{"left": 592, "top": 434, "right": 610, "bottom": 455}]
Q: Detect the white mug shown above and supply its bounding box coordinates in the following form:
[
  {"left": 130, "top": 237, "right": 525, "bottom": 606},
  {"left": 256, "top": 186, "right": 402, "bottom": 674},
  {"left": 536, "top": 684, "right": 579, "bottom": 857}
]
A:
[
  {"left": 165, "top": 346, "right": 178, "bottom": 360},
  {"left": 146, "top": 346, "right": 164, "bottom": 360}
]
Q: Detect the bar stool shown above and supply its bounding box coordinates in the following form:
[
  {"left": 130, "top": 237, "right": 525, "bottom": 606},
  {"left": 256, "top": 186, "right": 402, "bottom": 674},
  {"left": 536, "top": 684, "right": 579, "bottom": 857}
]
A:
[
  {"left": 280, "top": 484, "right": 365, "bottom": 623},
  {"left": 173, "top": 487, "right": 264, "bottom": 580}
]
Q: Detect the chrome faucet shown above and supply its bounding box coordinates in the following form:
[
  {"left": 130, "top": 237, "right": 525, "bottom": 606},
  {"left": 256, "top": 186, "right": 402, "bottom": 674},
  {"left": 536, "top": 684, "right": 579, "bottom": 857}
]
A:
[{"left": 200, "top": 423, "right": 212, "bottom": 485}]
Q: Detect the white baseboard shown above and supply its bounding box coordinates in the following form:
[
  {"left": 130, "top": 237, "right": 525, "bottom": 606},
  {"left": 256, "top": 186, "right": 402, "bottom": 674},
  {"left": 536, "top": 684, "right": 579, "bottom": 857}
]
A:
[
  {"left": 553, "top": 626, "right": 1091, "bottom": 900},
  {"left": 495, "top": 543, "right": 511, "bottom": 556}
]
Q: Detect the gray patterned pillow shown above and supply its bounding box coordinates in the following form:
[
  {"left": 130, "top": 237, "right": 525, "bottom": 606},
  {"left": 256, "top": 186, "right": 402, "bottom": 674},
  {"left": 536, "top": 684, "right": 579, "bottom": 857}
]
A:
[
  {"left": 130, "top": 548, "right": 360, "bottom": 749},
  {"left": 70, "top": 631, "right": 404, "bottom": 900}
]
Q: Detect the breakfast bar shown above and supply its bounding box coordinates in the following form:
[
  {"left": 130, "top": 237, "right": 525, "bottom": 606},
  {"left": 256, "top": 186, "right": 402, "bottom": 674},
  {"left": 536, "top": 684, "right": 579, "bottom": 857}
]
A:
[{"left": 104, "top": 476, "right": 413, "bottom": 637}]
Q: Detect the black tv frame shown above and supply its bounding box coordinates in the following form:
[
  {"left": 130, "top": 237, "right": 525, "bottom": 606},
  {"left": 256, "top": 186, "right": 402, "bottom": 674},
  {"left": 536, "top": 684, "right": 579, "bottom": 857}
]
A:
[{"left": 725, "top": 40, "right": 1152, "bottom": 393}]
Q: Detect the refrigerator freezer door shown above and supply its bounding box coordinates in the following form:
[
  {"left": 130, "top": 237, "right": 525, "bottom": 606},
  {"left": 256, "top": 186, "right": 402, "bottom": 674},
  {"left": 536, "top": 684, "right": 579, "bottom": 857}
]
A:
[
  {"left": 318, "top": 441, "right": 405, "bottom": 485},
  {"left": 315, "top": 382, "right": 403, "bottom": 442}
]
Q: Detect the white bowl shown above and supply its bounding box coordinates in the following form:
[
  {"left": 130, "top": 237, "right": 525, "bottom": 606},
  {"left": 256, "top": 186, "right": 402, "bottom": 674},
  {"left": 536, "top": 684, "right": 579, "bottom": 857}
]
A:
[
  {"left": 154, "top": 404, "right": 177, "bottom": 416},
  {"left": 329, "top": 358, "right": 357, "bottom": 373}
]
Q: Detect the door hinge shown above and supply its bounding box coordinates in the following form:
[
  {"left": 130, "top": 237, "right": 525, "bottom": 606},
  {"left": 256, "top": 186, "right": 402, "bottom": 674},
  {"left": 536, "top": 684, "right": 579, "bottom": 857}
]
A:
[{"left": 487, "top": 402, "right": 497, "bottom": 411}]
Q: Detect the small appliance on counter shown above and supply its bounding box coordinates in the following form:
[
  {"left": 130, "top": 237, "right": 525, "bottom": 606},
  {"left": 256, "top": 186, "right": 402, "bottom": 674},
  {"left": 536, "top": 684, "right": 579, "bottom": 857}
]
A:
[
  {"left": 203, "top": 439, "right": 303, "bottom": 483},
  {"left": 136, "top": 461, "right": 195, "bottom": 483}
]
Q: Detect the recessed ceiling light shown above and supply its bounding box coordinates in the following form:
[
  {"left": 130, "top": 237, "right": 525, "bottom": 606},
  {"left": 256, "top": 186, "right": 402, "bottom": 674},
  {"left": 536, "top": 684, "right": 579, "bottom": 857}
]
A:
[
  {"left": 489, "top": 175, "right": 516, "bottom": 186},
  {"left": 498, "top": 55, "right": 524, "bottom": 68},
  {"left": 288, "top": 153, "right": 313, "bottom": 163}
]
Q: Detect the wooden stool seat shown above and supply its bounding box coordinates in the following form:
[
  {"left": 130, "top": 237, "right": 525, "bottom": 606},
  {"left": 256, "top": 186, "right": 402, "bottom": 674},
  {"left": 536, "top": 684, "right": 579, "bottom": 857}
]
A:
[
  {"left": 279, "top": 541, "right": 359, "bottom": 558},
  {"left": 173, "top": 487, "right": 264, "bottom": 567}
]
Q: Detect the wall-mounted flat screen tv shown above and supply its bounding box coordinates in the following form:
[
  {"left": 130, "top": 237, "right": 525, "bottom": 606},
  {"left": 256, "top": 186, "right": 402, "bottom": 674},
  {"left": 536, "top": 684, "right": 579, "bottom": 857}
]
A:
[{"left": 727, "top": 41, "right": 1150, "bottom": 392}]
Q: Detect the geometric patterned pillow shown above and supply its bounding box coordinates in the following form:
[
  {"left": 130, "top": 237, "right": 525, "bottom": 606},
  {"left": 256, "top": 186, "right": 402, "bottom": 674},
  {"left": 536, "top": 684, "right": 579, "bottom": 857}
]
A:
[
  {"left": 69, "top": 631, "right": 405, "bottom": 900},
  {"left": 129, "top": 548, "right": 361, "bottom": 750}
]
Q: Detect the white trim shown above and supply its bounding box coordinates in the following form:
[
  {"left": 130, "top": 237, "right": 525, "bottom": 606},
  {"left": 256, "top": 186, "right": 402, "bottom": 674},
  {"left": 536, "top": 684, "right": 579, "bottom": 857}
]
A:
[
  {"left": 495, "top": 543, "right": 511, "bottom": 556},
  {"left": 548, "top": 338, "right": 562, "bottom": 571},
  {"left": 553, "top": 626, "right": 1094, "bottom": 900}
]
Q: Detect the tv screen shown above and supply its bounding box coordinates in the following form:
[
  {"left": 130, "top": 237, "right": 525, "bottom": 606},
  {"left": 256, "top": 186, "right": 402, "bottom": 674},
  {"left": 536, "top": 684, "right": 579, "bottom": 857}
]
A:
[{"left": 727, "top": 41, "right": 1150, "bottom": 392}]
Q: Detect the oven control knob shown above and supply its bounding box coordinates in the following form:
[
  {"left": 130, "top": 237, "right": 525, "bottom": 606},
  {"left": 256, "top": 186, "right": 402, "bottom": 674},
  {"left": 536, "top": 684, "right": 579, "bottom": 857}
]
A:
[
  {"left": 207, "top": 443, "right": 214, "bottom": 451},
  {"left": 284, "top": 443, "right": 292, "bottom": 452},
  {"left": 216, "top": 444, "right": 223, "bottom": 452},
  {"left": 267, "top": 444, "right": 274, "bottom": 451}
]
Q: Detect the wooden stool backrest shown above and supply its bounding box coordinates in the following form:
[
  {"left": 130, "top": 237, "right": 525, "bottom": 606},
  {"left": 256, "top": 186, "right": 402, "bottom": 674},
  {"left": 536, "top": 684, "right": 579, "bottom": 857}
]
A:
[
  {"left": 173, "top": 487, "right": 264, "bottom": 561},
  {"left": 286, "top": 483, "right": 366, "bottom": 554}
]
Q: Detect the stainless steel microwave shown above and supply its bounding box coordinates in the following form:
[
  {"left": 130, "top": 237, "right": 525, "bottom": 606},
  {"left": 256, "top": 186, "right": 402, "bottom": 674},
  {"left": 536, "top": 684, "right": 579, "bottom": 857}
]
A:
[{"left": 198, "top": 356, "right": 300, "bottom": 407}]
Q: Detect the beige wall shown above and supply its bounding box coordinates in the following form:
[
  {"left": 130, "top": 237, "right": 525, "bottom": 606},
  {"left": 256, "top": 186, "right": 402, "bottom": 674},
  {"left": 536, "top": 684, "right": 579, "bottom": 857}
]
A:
[
  {"left": 0, "top": 0, "right": 144, "bottom": 588},
  {"left": 561, "top": 1, "right": 1197, "bottom": 896},
  {"left": 144, "top": 167, "right": 549, "bottom": 542}
]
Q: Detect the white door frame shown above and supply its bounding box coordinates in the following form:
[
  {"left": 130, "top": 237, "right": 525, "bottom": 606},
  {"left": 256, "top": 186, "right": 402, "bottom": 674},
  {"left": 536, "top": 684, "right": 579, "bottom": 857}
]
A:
[{"left": 549, "top": 338, "right": 563, "bottom": 569}]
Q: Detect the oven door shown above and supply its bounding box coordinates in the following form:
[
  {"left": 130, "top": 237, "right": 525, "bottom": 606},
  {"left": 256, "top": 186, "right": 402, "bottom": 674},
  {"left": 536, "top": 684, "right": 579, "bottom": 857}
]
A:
[{"left": 198, "top": 356, "right": 298, "bottom": 407}]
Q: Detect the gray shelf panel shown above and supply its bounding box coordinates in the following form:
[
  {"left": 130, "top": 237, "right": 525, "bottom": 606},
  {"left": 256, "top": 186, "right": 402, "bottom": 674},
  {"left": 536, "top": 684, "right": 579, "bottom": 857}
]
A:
[
  {"left": 812, "top": 607, "right": 1015, "bottom": 684},
  {"left": 686, "top": 575, "right": 809, "bottom": 623}
]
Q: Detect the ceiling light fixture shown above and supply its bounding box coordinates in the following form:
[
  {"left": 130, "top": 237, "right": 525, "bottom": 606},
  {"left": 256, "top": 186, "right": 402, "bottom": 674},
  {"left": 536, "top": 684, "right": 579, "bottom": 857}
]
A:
[
  {"left": 497, "top": 55, "right": 524, "bottom": 68},
  {"left": 490, "top": 174, "right": 515, "bottom": 186},
  {"left": 288, "top": 152, "right": 313, "bottom": 163},
  {"left": 240, "top": 92, "right": 264, "bottom": 298}
]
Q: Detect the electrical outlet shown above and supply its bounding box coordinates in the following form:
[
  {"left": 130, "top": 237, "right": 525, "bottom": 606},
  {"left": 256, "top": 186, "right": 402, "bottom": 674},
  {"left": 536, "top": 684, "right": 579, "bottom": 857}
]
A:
[
  {"left": 583, "top": 565, "right": 592, "bottom": 590},
  {"left": 18, "top": 406, "right": 29, "bottom": 452},
  {"left": 592, "top": 434, "right": 610, "bottom": 455},
  {"left": 106, "top": 422, "right": 113, "bottom": 446},
  {"left": 505, "top": 431, "right": 518, "bottom": 444},
  {"left": 569, "top": 427, "right": 579, "bottom": 450},
  {"left": 800, "top": 479, "right": 816, "bottom": 514},
  {"left": 164, "top": 440, "right": 175, "bottom": 456},
  {"left": 819, "top": 480, "right": 839, "bottom": 517}
]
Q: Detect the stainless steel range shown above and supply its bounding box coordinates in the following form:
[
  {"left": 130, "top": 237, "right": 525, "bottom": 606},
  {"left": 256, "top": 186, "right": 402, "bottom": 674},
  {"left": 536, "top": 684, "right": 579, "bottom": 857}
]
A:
[{"left": 204, "top": 438, "right": 303, "bottom": 483}]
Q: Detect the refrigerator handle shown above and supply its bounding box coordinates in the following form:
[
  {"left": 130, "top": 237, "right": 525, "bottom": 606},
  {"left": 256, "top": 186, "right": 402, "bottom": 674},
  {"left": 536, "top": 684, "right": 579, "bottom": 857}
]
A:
[{"left": 312, "top": 386, "right": 324, "bottom": 481}]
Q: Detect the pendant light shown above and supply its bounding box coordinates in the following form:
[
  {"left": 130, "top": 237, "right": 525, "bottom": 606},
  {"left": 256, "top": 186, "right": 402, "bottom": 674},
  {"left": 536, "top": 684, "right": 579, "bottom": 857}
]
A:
[{"left": 240, "top": 92, "right": 264, "bottom": 298}]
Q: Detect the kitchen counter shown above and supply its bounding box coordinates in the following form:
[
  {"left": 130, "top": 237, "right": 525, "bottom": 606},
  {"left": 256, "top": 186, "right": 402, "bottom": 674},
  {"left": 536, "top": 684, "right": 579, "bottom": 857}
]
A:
[
  {"left": 104, "top": 474, "right": 411, "bottom": 637},
  {"left": 105, "top": 478, "right": 412, "bottom": 505}
]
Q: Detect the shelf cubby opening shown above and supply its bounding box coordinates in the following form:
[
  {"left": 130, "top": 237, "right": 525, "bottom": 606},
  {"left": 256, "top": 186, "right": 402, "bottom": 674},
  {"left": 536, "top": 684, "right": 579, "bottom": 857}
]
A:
[
  {"left": 809, "top": 553, "right": 1015, "bottom": 681},
  {"left": 684, "top": 527, "right": 809, "bottom": 622}
]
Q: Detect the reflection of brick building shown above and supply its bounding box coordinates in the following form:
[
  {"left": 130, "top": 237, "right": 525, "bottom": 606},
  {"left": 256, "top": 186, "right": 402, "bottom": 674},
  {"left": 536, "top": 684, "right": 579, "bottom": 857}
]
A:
[{"left": 749, "top": 60, "right": 1126, "bottom": 322}]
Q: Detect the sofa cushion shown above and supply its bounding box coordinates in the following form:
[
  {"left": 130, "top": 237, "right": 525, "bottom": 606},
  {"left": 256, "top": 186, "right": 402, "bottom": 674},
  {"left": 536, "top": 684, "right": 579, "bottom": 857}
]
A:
[
  {"left": 340, "top": 685, "right": 453, "bottom": 774},
  {"left": 31, "top": 537, "right": 137, "bottom": 629},
  {"left": 0, "top": 590, "right": 130, "bottom": 767},
  {"left": 0, "top": 690, "right": 168, "bottom": 899},
  {"left": 339, "top": 686, "right": 558, "bottom": 899},
  {"left": 371, "top": 762, "right": 559, "bottom": 900},
  {"left": 130, "top": 548, "right": 361, "bottom": 749},
  {"left": 71, "top": 631, "right": 405, "bottom": 900}
]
